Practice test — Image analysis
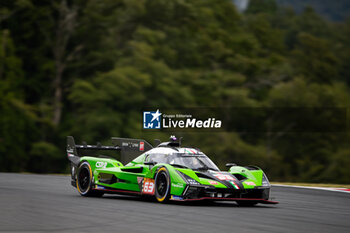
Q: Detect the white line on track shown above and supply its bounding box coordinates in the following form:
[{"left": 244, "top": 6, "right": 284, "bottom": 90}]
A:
[{"left": 272, "top": 184, "right": 350, "bottom": 194}]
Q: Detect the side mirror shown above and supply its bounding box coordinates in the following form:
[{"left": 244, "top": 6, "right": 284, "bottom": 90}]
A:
[
  {"left": 226, "top": 163, "right": 237, "bottom": 168},
  {"left": 144, "top": 161, "right": 156, "bottom": 166}
]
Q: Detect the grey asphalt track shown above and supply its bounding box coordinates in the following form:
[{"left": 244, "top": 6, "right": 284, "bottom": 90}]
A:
[{"left": 0, "top": 173, "right": 349, "bottom": 233}]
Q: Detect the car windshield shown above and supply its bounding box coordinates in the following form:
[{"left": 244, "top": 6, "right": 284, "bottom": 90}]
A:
[{"left": 147, "top": 153, "right": 219, "bottom": 171}]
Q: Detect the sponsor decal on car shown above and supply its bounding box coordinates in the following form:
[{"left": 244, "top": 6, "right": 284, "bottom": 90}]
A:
[
  {"left": 142, "top": 178, "right": 155, "bottom": 195},
  {"left": 171, "top": 195, "right": 184, "bottom": 200},
  {"left": 213, "top": 173, "right": 235, "bottom": 181},
  {"left": 209, "top": 180, "right": 218, "bottom": 185},
  {"left": 244, "top": 181, "right": 256, "bottom": 186},
  {"left": 171, "top": 183, "right": 184, "bottom": 188},
  {"left": 139, "top": 141, "right": 144, "bottom": 151},
  {"left": 96, "top": 161, "right": 107, "bottom": 168},
  {"left": 95, "top": 185, "right": 105, "bottom": 190}
]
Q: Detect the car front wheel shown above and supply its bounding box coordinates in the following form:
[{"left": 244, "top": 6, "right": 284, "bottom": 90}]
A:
[
  {"left": 76, "top": 162, "right": 104, "bottom": 197},
  {"left": 154, "top": 167, "right": 170, "bottom": 203}
]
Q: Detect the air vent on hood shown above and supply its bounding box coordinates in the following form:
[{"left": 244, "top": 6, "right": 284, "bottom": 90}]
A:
[
  {"left": 245, "top": 165, "right": 260, "bottom": 170},
  {"left": 195, "top": 172, "right": 213, "bottom": 179},
  {"left": 232, "top": 173, "right": 247, "bottom": 181}
]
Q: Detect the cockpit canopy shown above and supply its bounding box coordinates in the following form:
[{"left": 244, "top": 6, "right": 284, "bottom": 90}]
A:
[{"left": 145, "top": 148, "right": 219, "bottom": 171}]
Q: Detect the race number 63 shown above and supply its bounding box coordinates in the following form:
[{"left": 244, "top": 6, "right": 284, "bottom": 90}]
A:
[{"left": 142, "top": 178, "right": 155, "bottom": 195}]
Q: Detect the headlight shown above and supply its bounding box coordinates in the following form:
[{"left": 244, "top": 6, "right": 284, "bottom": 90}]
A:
[{"left": 262, "top": 173, "right": 270, "bottom": 186}]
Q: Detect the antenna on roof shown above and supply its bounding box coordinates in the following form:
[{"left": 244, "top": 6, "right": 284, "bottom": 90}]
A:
[
  {"left": 170, "top": 135, "right": 181, "bottom": 146},
  {"left": 157, "top": 135, "right": 182, "bottom": 148}
]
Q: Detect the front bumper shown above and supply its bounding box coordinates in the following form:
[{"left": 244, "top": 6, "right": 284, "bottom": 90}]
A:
[{"left": 171, "top": 185, "right": 277, "bottom": 204}]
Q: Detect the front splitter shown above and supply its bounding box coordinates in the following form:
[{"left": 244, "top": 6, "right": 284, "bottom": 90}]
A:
[{"left": 171, "top": 197, "right": 278, "bottom": 204}]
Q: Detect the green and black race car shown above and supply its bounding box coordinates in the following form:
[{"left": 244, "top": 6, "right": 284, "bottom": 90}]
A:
[{"left": 67, "top": 136, "right": 278, "bottom": 206}]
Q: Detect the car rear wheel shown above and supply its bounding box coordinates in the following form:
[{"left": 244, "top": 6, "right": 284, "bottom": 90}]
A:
[
  {"left": 154, "top": 167, "right": 170, "bottom": 203},
  {"left": 77, "top": 162, "right": 104, "bottom": 197}
]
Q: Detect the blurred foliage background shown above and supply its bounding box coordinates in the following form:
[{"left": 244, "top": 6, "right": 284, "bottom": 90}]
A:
[{"left": 0, "top": 0, "right": 349, "bottom": 183}]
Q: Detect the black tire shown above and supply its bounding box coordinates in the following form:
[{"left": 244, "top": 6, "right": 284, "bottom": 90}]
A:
[
  {"left": 154, "top": 167, "right": 171, "bottom": 203},
  {"left": 76, "top": 162, "right": 104, "bottom": 197},
  {"left": 236, "top": 201, "right": 258, "bottom": 207}
]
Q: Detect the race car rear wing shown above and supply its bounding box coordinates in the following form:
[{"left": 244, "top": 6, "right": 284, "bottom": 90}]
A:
[{"left": 67, "top": 136, "right": 153, "bottom": 165}]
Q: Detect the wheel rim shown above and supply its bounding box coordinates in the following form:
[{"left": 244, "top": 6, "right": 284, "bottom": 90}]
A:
[
  {"left": 78, "top": 167, "right": 90, "bottom": 192},
  {"left": 156, "top": 172, "right": 168, "bottom": 197}
]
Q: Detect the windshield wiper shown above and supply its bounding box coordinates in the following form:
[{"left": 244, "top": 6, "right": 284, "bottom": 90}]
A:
[
  {"left": 204, "top": 167, "right": 218, "bottom": 171},
  {"left": 194, "top": 165, "right": 210, "bottom": 171}
]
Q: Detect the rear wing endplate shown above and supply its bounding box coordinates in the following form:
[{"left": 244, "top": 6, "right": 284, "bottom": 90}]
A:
[{"left": 67, "top": 136, "right": 153, "bottom": 165}]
